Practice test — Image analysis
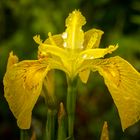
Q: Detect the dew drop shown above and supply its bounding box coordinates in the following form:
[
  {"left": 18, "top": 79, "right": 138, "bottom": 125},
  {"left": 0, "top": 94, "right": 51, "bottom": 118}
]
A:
[
  {"left": 90, "top": 56, "right": 94, "bottom": 59},
  {"left": 63, "top": 42, "right": 67, "bottom": 48},
  {"left": 62, "top": 32, "right": 68, "bottom": 39},
  {"left": 82, "top": 54, "right": 87, "bottom": 59},
  {"left": 82, "top": 54, "right": 94, "bottom": 59}
]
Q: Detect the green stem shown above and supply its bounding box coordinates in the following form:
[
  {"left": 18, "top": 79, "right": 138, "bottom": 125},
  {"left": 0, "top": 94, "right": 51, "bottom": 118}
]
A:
[
  {"left": 66, "top": 77, "right": 78, "bottom": 139},
  {"left": 45, "top": 109, "right": 56, "bottom": 140},
  {"left": 20, "top": 130, "right": 24, "bottom": 140},
  {"left": 20, "top": 129, "right": 28, "bottom": 140}
]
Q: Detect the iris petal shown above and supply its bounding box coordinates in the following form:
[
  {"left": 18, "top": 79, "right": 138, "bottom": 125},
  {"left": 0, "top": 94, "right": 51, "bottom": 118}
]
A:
[
  {"left": 80, "top": 44, "right": 118, "bottom": 60},
  {"left": 3, "top": 53, "right": 49, "bottom": 129},
  {"left": 84, "top": 28, "right": 104, "bottom": 49},
  {"left": 94, "top": 56, "right": 140, "bottom": 130},
  {"left": 64, "top": 10, "right": 86, "bottom": 50}
]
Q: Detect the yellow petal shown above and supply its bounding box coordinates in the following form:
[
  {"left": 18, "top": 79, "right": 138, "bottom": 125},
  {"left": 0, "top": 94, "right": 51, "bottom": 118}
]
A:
[
  {"left": 84, "top": 28, "right": 104, "bottom": 49},
  {"left": 42, "top": 70, "right": 57, "bottom": 109},
  {"left": 35, "top": 34, "right": 70, "bottom": 74},
  {"left": 44, "top": 33, "right": 63, "bottom": 47},
  {"left": 3, "top": 55, "right": 49, "bottom": 129},
  {"left": 33, "top": 35, "right": 42, "bottom": 45},
  {"left": 6, "top": 51, "right": 19, "bottom": 69},
  {"left": 95, "top": 56, "right": 140, "bottom": 130},
  {"left": 100, "top": 121, "right": 109, "bottom": 140},
  {"left": 80, "top": 44, "right": 118, "bottom": 60},
  {"left": 79, "top": 69, "right": 90, "bottom": 83},
  {"left": 64, "top": 10, "right": 86, "bottom": 50}
]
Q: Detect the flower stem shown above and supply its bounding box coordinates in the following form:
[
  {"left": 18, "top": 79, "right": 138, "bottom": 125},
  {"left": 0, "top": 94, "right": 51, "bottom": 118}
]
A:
[
  {"left": 66, "top": 77, "right": 78, "bottom": 139},
  {"left": 20, "top": 129, "right": 29, "bottom": 140},
  {"left": 20, "top": 130, "right": 24, "bottom": 140},
  {"left": 45, "top": 109, "right": 57, "bottom": 140}
]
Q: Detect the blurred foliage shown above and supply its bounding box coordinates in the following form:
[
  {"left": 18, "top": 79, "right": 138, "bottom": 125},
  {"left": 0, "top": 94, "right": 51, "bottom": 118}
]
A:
[{"left": 0, "top": 0, "right": 140, "bottom": 140}]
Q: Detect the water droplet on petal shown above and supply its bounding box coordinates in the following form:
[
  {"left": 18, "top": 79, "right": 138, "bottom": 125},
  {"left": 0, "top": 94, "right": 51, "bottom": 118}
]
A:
[
  {"left": 63, "top": 42, "right": 67, "bottom": 48},
  {"left": 82, "top": 54, "right": 87, "bottom": 59},
  {"left": 62, "top": 32, "right": 67, "bottom": 39},
  {"left": 90, "top": 56, "right": 94, "bottom": 59}
]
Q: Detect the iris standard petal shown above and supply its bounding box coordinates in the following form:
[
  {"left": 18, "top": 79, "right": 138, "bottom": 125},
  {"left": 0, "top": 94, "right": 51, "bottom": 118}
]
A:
[
  {"left": 83, "top": 28, "right": 104, "bottom": 49},
  {"left": 64, "top": 10, "right": 86, "bottom": 50},
  {"left": 3, "top": 53, "right": 49, "bottom": 129}
]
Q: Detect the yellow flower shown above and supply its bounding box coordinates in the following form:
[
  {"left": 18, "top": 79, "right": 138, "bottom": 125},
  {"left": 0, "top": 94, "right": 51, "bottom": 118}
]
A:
[{"left": 3, "top": 10, "right": 140, "bottom": 130}]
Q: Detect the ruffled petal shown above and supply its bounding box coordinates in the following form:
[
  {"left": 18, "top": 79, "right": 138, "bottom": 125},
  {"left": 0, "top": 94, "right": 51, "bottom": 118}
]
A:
[
  {"left": 3, "top": 53, "right": 49, "bottom": 129},
  {"left": 76, "top": 45, "right": 118, "bottom": 74},
  {"left": 6, "top": 51, "right": 19, "bottom": 69},
  {"left": 84, "top": 28, "right": 104, "bottom": 49},
  {"left": 44, "top": 33, "right": 63, "bottom": 47},
  {"left": 94, "top": 56, "right": 140, "bottom": 130},
  {"left": 64, "top": 10, "right": 86, "bottom": 50},
  {"left": 34, "top": 34, "right": 69, "bottom": 71},
  {"left": 33, "top": 35, "right": 43, "bottom": 45},
  {"left": 79, "top": 44, "right": 118, "bottom": 60}
]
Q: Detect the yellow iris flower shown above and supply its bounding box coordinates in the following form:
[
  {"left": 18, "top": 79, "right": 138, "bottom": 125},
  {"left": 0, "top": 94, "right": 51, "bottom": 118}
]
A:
[{"left": 3, "top": 10, "right": 140, "bottom": 130}]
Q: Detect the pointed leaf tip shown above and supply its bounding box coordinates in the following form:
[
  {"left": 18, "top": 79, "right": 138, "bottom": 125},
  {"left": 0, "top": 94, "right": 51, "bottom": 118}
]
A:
[{"left": 100, "top": 121, "right": 109, "bottom": 140}]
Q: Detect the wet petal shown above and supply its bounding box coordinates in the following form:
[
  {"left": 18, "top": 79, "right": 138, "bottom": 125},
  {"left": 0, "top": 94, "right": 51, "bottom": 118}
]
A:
[
  {"left": 64, "top": 10, "right": 86, "bottom": 50},
  {"left": 3, "top": 53, "right": 49, "bottom": 129},
  {"left": 44, "top": 33, "right": 63, "bottom": 47},
  {"left": 80, "top": 44, "right": 118, "bottom": 60},
  {"left": 33, "top": 35, "right": 42, "bottom": 45},
  {"left": 34, "top": 34, "right": 65, "bottom": 59},
  {"left": 84, "top": 28, "right": 104, "bottom": 49},
  {"left": 6, "top": 51, "right": 19, "bottom": 69},
  {"left": 95, "top": 56, "right": 140, "bottom": 130}
]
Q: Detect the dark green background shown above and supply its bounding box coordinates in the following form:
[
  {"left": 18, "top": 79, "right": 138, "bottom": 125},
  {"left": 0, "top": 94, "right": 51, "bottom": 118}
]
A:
[{"left": 0, "top": 0, "right": 140, "bottom": 139}]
